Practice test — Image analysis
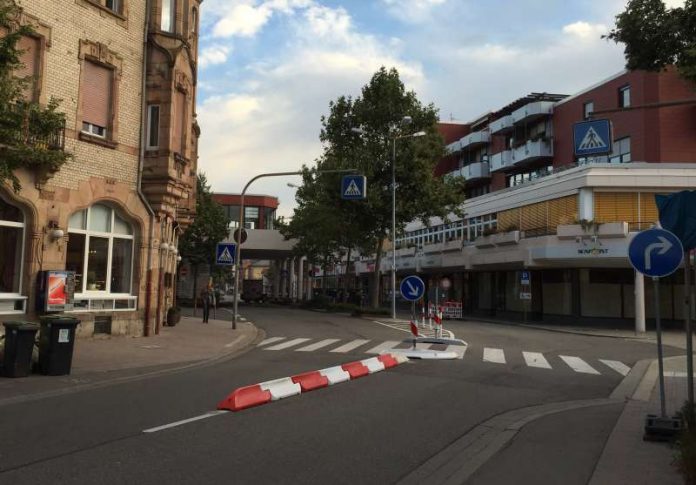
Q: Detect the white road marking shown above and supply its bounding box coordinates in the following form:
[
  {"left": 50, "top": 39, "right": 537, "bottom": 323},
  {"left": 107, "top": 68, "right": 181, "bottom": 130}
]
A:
[
  {"left": 445, "top": 344, "right": 467, "bottom": 359},
  {"left": 257, "top": 337, "right": 286, "bottom": 347},
  {"left": 523, "top": 352, "right": 552, "bottom": 369},
  {"left": 225, "top": 336, "right": 244, "bottom": 348},
  {"left": 365, "top": 341, "right": 401, "bottom": 354},
  {"left": 265, "top": 338, "right": 312, "bottom": 351},
  {"left": 296, "top": 339, "right": 341, "bottom": 352},
  {"left": 143, "top": 411, "right": 227, "bottom": 433},
  {"left": 599, "top": 359, "right": 631, "bottom": 376},
  {"left": 560, "top": 355, "right": 600, "bottom": 375},
  {"left": 483, "top": 347, "right": 506, "bottom": 364},
  {"left": 330, "top": 339, "right": 370, "bottom": 353}
]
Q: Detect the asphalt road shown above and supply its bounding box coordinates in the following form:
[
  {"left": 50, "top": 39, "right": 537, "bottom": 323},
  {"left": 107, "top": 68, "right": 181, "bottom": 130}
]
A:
[{"left": 0, "top": 307, "right": 679, "bottom": 484}]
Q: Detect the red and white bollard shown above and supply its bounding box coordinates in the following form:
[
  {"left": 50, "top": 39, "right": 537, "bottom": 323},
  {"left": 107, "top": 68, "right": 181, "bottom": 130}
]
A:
[
  {"left": 433, "top": 307, "right": 444, "bottom": 338},
  {"left": 420, "top": 304, "right": 426, "bottom": 328}
]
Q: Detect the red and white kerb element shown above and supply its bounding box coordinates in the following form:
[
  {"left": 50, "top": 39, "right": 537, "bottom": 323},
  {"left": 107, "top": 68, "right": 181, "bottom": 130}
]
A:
[{"left": 217, "top": 353, "right": 409, "bottom": 412}]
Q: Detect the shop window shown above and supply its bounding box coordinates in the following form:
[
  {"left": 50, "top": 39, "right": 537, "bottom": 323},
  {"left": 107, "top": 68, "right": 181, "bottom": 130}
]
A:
[
  {"left": 81, "top": 61, "right": 113, "bottom": 140},
  {"left": 0, "top": 197, "right": 25, "bottom": 313},
  {"left": 619, "top": 85, "right": 631, "bottom": 108},
  {"left": 66, "top": 204, "right": 134, "bottom": 296}
]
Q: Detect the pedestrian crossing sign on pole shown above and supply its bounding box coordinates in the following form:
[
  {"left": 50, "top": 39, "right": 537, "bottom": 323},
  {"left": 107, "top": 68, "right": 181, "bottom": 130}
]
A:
[
  {"left": 216, "top": 242, "right": 236, "bottom": 266},
  {"left": 341, "top": 175, "right": 367, "bottom": 200},
  {"left": 573, "top": 119, "right": 612, "bottom": 157}
]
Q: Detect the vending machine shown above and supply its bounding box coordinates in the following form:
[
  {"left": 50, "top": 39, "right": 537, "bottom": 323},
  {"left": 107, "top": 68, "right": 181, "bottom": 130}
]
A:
[{"left": 36, "top": 270, "right": 76, "bottom": 312}]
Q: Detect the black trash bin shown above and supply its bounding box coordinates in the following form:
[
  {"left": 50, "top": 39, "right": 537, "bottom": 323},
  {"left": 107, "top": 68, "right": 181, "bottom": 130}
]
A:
[
  {"left": 38, "top": 316, "right": 80, "bottom": 376},
  {"left": 2, "top": 322, "right": 39, "bottom": 378}
]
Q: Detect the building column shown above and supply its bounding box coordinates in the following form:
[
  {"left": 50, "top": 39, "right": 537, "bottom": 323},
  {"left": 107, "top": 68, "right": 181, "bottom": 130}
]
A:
[
  {"left": 272, "top": 259, "right": 280, "bottom": 299},
  {"left": 578, "top": 188, "right": 594, "bottom": 221},
  {"left": 279, "top": 259, "right": 287, "bottom": 298},
  {"left": 290, "top": 257, "right": 297, "bottom": 302},
  {"left": 635, "top": 270, "right": 646, "bottom": 333},
  {"left": 298, "top": 256, "right": 306, "bottom": 301}
]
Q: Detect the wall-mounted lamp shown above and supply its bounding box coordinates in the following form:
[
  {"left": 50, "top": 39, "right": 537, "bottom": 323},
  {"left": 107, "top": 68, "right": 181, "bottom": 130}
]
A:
[
  {"left": 50, "top": 228, "right": 64, "bottom": 240},
  {"left": 160, "top": 242, "right": 170, "bottom": 251},
  {"left": 177, "top": 255, "right": 182, "bottom": 262}
]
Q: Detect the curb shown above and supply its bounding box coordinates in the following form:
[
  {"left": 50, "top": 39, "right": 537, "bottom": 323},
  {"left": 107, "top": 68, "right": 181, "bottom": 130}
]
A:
[
  {"left": 0, "top": 325, "right": 264, "bottom": 408},
  {"left": 217, "top": 353, "right": 408, "bottom": 412}
]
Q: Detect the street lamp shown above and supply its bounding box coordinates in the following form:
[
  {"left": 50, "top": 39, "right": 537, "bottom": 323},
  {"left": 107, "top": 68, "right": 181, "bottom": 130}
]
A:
[{"left": 352, "top": 118, "right": 426, "bottom": 319}]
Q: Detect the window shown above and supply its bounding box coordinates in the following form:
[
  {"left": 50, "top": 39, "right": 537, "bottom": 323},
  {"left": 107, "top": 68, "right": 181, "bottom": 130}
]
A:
[
  {"left": 0, "top": 198, "right": 25, "bottom": 312},
  {"left": 147, "top": 105, "right": 160, "bottom": 149},
  {"left": 609, "top": 137, "right": 631, "bottom": 164},
  {"left": 162, "top": 0, "right": 176, "bottom": 32},
  {"left": 105, "top": 0, "right": 122, "bottom": 14},
  {"left": 583, "top": 101, "right": 594, "bottom": 120},
  {"left": 66, "top": 204, "right": 134, "bottom": 295},
  {"left": 16, "top": 35, "right": 41, "bottom": 102},
  {"left": 172, "top": 90, "right": 187, "bottom": 155},
  {"left": 244, "top": 206, "right": 259, "bottom": 220},
  {"left": 619, "top": 85, "right": 631, "bottom": 108},
  {"left": 192, "top": 7, "right": 198, "bottom": 34},
  {"left": 81, "top": 61, "right": 112, "bottom": 139}
]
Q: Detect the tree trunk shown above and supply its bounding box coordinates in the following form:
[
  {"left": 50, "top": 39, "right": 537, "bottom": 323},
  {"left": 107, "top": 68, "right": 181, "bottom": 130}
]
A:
[{"left": 370, "top": 237, "right": 385, "bottom": 309}]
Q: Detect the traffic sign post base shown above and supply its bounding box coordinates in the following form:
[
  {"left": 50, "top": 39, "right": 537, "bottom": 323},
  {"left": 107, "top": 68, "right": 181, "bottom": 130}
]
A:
[
  {"left": 643, "top": 415, "right": 682, "bottom": 442},
  {"left": 389, "top": 349, "right": 459, "bottom": 360},
  {"left": 403, "top": 337, "right": 467, "bottom": 346}
]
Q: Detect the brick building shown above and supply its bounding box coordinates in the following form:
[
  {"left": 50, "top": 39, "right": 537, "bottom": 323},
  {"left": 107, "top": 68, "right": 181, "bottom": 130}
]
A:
[
  {"left": 356, "top": 68, "right": 696, "bottom": 328},
  {"left": 0, "top": 0, "right": 201, "bottom": 336}
]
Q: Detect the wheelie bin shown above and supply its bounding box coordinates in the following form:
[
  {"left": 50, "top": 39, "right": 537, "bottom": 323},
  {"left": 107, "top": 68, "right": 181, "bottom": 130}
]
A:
[
  {"left": 2, "top": 322, "right": 39, "bottom": 378},
  {"left": 38, "top": 315, "right": 80, "bottom": 376}
]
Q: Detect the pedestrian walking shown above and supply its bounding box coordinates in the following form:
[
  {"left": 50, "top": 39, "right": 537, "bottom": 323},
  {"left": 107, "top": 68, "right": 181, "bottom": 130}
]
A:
[{"left": 201, "top": 285, "right": 215, "bottom": 323}]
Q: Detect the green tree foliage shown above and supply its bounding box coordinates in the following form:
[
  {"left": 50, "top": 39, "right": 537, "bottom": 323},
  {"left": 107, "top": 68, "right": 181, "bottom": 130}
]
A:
[
  {"left": 283, "top": 67, "right": 466, "bottom": 308},
  {"left": 606, "top": 0, "right": 696, "bottom": 84},
  {"left": 178, "top": 174, "right": 230, "bottom": 298},
  {"left": 0, "top": 0, "right": 71, "bottom": 191}
]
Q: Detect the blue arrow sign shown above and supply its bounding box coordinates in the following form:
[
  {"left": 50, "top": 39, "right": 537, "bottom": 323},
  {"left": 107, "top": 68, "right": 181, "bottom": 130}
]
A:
[
  {"left": 341, "top": 175, "right": 366, "bottom": 200},
  {"left": 216, "top": 242, "right": 236, "bottom": 266},
  {"left": 573, "top": 119, "right": 612, "bottom": 157},
  {"left": 628, "top": 228, "right": 683, "bottom": 277},
  {"left": 400, "top": 275, "right": 425, "bottom": 302}
]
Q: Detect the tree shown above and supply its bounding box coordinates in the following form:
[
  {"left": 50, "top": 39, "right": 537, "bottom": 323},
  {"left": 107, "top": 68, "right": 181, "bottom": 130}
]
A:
[
  {"left": 286, "top": 67, "right": 466, "bottom": 308},
  {"left": 606, "top": 0, "right": 696, "bottom": 84},
  {"left": 0, "top": 0, "right": 71, "bottom": 191},
  {"left": 178, "top": 173, "right": 230, "bottom": 302}
]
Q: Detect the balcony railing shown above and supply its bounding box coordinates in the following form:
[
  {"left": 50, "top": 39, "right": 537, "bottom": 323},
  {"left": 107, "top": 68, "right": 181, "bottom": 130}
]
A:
[
  {"left": 490, "top": 150, "right": 513, "bottom": 172},
  {"left": 461, "top": 161, "right": 491, "bottom": 181},
  {"left": 512, "top": 138, "right": 553, "bottom": 166},
  {"left": 489, "top": 115, "right": 513, "bottom": 134},
  {"left": 459, "top": 130, "right": 490, "bottom": 150},
  {"left": 0, "top": 103, "right": 66, "bottom": 151},
  {"left": 511, "top": 101, "right": 555, "bottom": 125}
]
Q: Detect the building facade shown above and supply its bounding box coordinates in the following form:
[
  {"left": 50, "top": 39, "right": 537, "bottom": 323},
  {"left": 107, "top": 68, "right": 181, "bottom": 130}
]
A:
[
  {"left": 0, "top": 0, "right": 200, "bottom": 336},
  {"left": 355, "top": 68, "right": 696, "bottom": 328}
]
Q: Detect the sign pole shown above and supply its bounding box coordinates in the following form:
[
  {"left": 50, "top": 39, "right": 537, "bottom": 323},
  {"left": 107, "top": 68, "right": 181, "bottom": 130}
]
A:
[
  {"left": 686, "top": 252, "right": 694, "bottom": 410},
  {"left": 653, "top": 276, "right": 667, "bottom": 418}
]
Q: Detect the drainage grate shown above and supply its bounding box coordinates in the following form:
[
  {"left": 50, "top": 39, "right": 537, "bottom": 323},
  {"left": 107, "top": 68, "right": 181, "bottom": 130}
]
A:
[{"left": 94, "top": 316, "right": 112, "bottom": 335}]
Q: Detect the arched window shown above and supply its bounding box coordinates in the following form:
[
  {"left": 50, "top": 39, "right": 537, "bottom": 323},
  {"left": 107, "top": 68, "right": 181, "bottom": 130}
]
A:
[
  {"left": 66, "top": 204, "right": 134, "bottom": 296},
  {"left": 0, "top": 197, "right": 26, "bottom": 313}
]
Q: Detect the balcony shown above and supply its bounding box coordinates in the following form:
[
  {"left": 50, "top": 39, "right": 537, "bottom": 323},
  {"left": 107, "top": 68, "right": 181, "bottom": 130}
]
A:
[
  {"left": 490, "top": 150, "right": 513, "bottom": 172},
  {"left": 512, "top": 139, "right": 553, "bottom": 166},
  {"left": 458, "top": 130, "right": 490, "bottom": 150},
  {"left": 1, "top": 103, "right": 66, "bottom": 151},
  {"left": 461, "top": 161, "right": 491, "bottom": 181},
  {"left": 511, "top": 101, "right": 555, "bottom": 125},
  {"left": 489, "top": 115, "right": 513, "bottom": 134}
]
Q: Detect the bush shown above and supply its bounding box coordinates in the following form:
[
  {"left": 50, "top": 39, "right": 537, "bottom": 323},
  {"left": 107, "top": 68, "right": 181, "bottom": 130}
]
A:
[{"left": 675, "top": 401, "right": 696, "bottom": 484}]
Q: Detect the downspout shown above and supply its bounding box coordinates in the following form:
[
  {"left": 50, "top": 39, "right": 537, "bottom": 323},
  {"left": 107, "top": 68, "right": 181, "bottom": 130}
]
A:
[{"left": 138, "top": 0, "right": 156, "bottom": 337}]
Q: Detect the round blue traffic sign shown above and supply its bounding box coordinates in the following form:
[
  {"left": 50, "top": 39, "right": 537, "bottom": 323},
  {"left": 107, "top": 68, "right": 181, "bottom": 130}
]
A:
[
  {"left": 628, "top": 228, "right": 684, "bottom": 278},
  {"left": 400, "top": 275, "right": 425, "bottom": 302}
]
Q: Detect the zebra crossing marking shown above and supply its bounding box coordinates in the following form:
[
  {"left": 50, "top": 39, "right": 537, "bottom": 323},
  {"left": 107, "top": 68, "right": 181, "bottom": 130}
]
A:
[
  {"left": 365, "top": 341, "right": 401, "bottom": 354},
  {"left": 296, "top": 339, "right": 342, "bottom": 352},
  {"left": 483, "top": 347, "right": 506, "bottom": 364},
  {"left": 522, "top": 351, "right": 552, "bottom": 369},
  {"left": 599, "top": 359, "right": 631, "bottom": 376},
  {"left": 265, "top": 338, "right": 312, "bottom": 351},
  {"left": 559, "top": 355, "right": 600, "bottom": 375},
  {"left": 330, "top": 339, "right": 371, "bottom": 353},
  {"left": 258, "top": 337, "right": 286, "bottom": 347}
]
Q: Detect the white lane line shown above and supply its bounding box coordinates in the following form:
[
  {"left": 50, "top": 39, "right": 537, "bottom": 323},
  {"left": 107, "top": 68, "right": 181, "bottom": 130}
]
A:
[
  {"left": 599, "top": 359, "right": 631, "bottom": 376},
  {"left": 296, "top": 339, "right": 341, "bottom": 352},
  {"left": 523, "top": 351, "right": 552, "bottom": 369},
  {"left": 143, "top": 411, "right": 227, "bottom": 433},
  {"left": 330, "top": 339, "right": 371, "bottom": 353},
  {"left": 483, "top": 347, "right": 506, "bottom": 364},
  {"left": 559, "top": 355, "right": 600, "bottom": 375},
  {"left": 365, "top": 341, "right": 401, "bottom": 354},
  {"left": 257, "top": 337, "right": 286, "bottom": 347},
  {"left": 265, "top": 338, "right": 312, "bottom": 351},
  {"left": 445, "top": 344, "right": 467, "bottom": 359},
  {"left": 225, "top": 335, "right": 244, "bottom": 348}
]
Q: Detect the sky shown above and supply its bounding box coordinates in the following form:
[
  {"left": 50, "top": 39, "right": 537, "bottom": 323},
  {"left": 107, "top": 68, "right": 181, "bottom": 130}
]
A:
[{"left": 195, "top": 0, "right": 685, "bottom": 218}]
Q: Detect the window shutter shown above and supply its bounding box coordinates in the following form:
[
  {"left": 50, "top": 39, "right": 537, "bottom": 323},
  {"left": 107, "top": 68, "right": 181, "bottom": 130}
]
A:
[{"left": 82, "top": 61, "right": 112, "bottom": 128}]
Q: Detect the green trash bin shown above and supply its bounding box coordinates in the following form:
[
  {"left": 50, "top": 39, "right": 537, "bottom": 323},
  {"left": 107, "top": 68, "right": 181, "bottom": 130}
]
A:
[
  {"left": 38, "top": 316, "right": 80, "bottom": 376},
  {"left": 2, "top": 322, "right": 39, "bottom": 378}
]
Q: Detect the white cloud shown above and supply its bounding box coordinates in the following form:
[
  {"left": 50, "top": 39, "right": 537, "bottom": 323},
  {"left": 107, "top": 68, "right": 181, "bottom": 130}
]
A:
[
  {"left": 198, "top": 45, "right": 232, "bottom": 68},
  {"left": 562, "top": 21, "right": 608, "bottom": 40},
  {"left": 381, "top": 0, "right": 447, "bottom": 23},
  {"left": 213, "top": 3, "right": 273, "bottom": 37}
]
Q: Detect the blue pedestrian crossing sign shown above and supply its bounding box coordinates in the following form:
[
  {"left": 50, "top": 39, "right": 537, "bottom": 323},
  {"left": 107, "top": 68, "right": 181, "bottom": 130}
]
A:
[
  {"left": 341, "top": 175, "right": 366, "bottom": 200},
  {"left": 400, "top": 275, "right": 425, "bottom": 301},
  {"left": 216, "top": 242, "right": 236, "bottom": 266},
  {"left": 573, "top": 119, "right": 612, "bottom": 157},
  {"left": 628, "top": 228, "right": 683, "bottom": 278}
]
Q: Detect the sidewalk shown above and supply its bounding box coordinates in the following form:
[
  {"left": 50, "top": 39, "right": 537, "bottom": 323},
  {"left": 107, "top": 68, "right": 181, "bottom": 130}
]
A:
[{"left": 0, "top": 315, "right": 259, "bottom": 406}]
